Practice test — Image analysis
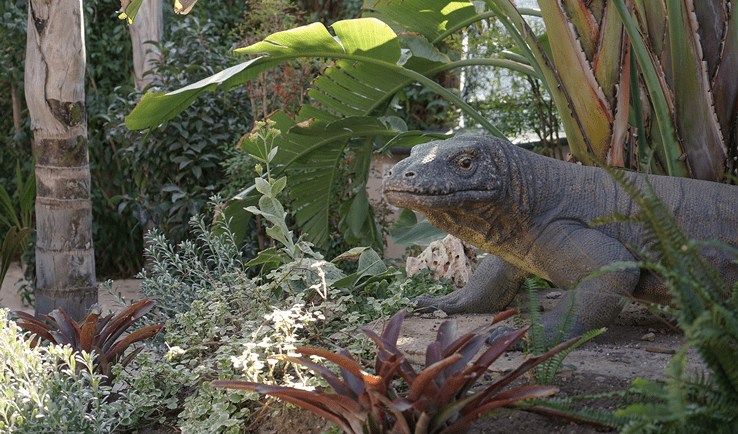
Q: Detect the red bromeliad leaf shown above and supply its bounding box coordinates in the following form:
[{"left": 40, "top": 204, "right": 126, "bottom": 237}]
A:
[
  {"left": 407, "top": 354, "right": 462, "bottom": 402},
  {"left": 440, "top": 308, "right": 518, "bottom": 357},
  {"left": 94, "top": 299, "right": 156, "bottom": 353},
  {"left": 491, "top": 308, "right": 518, "bottom": 324},
  {"left": 362, "top": 329, "right": 417, "bottom": 383},
  {"left": 94, "top": 346, "right": 111, "bottom": 377},
  {"left": 270, "top": 392, "right": 361, "bottom": 434},
  {"left": 336, "top": 348, "right": 368, "bottom": 397},
  {"left": 49, "top": 330, "right": 72, "bottom": 346},
  {"left": 436, "top": 320, "right": 457, "bottom": 351},
  {"left": 12, "top": 311, "right": 56, "bottom": 343},
  {"left": 48, "top": 308, "right": 81, "bottom": 349},
  {"left": 278, "top": 355, "right": 356, "bottom": 398},
  {"left": 443, "top": 334, "right": 488, "bottom": 377},
  {"left": 464, "top": 335, "right": 581, "bottom": 411},
  {"left": 296, "top": 346, "right": 367, "bottom": 380},
  {"left": 425, "top": 341, "right": 443, "bottom": 367},
  {"left": 79, "top": 306, "right": 102, "bottom": 352},
  {"left": 212, "top": 381, "right": 364, "bottom": 433},
  {"left": 97, "top": 312, "right": 114, "bottom": 332},
  {"left": 432, "top": 371, "right": 475, "bottom": 409},
  {"left": 105, "top": 324, "right": 164, "bottom": 360},
  {"left": 441, "top": 385, "right": 558, "bottom": 433},
  {"left": 464, "top": 326, "right": 531, "bottom": 376},
  {"left": 368, "top": 390, "right": 412, "bottom": 434},
  {"left": 380, "top": 309, "right": 405, "bottom": 345}
]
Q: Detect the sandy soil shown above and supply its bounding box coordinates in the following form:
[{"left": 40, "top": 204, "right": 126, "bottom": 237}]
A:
[
  {"left": 2, "top": 263, "right": 698, "bottom": 433},
  {"left": 0, "top": 262, "right": 144, "bottom": 315}
]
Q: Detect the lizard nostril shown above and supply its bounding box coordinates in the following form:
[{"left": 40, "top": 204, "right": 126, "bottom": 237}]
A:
[{"left": 404, "top": 171, "right": 415, "bottom": 177}]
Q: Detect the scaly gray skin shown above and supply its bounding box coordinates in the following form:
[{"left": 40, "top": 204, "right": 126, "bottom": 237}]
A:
[{"left": 383, "top": 136, "right": 738, "bottom": 342}]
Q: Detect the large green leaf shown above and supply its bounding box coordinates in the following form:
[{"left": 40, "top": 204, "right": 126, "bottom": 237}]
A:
[
  {"left": 612, "top": 0, "right": 689, "bottom": 177},
  {"left": 241, "top": 112, "right": 446, "bottom": 247},
  {"left": 389, "top": 209, "right": 447, "bottom": 247},
  {"left": 665, "top": 0, "right": 726, "bottom": 180},
  {"left": 362, "top": 0, "right": 481, "bottom": 42}
]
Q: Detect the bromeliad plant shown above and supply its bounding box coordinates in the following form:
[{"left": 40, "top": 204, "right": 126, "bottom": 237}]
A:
[
  {"left": 213, "top": 308, "right": 581, "bottom": 433},
  {"left": 12, "top": 299, "right": 163, "bottom": 384}
]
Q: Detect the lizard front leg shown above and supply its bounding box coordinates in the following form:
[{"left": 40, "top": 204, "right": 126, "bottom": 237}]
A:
[
  {"left": 413, "top": 254, "right": 531, "bottom": 314},
  {"left": 530, "top": 222, "right": 641, "bottom": 342}
]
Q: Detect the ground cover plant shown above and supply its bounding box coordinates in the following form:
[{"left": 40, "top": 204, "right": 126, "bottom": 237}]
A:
[{"left": 0, "top": 309, "right": 133, "bottom": 433}]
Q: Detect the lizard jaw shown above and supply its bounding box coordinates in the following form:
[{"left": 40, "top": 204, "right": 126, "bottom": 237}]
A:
[{"left": 383, "top": 188, "right": 496, "bottom": 211}]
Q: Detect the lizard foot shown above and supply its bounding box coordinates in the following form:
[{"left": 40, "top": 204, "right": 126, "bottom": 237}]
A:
[
  {"left": 412, "top": 293, "right": 468, "bottom": 315},
  {"left": 487, "top": 325, "right": 524, "bottom": 351}
]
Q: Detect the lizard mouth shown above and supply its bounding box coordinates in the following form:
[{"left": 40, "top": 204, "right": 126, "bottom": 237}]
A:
[{"left": 384, "top": 188, "right": 494, "bottom": 210}]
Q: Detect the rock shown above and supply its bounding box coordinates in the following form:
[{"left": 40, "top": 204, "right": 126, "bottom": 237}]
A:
[
  {"left": 405, "top": 235, "right": 478, "bottom": 288},
  {"left": 641, "top": 332, "right": 656, "bottom": 342},
  {"left": 432, "top": 310, "right": 448, "bottom": 319},
  {"left": 546, "top": 291, "right": 563, "bottom": 299}
]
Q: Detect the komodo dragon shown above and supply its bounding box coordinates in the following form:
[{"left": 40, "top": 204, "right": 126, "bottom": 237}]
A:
[{"left": 382, "top": 135, "right": 738, "bottom": 341}]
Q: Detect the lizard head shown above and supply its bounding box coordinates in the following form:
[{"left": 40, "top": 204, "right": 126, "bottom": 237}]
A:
[
  {"left": 382, "top": 135, "right": 530, "bottom": 247},
  {"left": 382, "top": 135, "right": 506, "bottom": 212}
]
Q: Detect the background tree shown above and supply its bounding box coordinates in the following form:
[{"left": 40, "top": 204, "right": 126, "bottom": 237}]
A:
[{"left": 25, "top": 0, "right": 97, "bottom": 319}]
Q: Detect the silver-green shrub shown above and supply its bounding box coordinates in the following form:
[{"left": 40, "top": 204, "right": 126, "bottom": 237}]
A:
[{"left": 0, "top": 309, "right": 130, "bottom": 433}]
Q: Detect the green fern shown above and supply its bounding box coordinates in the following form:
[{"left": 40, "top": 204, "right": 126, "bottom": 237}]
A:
[{"left": 522, "top": 282, "right": 605, "bottom": 385}]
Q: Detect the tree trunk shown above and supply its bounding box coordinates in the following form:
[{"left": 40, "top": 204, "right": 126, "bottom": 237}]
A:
[
  {"left": 129, "top": 0, "right": 163, "bottom": 91},
  {"left": 10, "top": 82, "right": 23, "bottom": 144},
  {"left": 25, "top": 0, "right": 97, "bottom": 320}
]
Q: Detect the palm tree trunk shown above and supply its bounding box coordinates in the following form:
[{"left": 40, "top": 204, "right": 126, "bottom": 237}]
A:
[
  {"left": 130, "top": 0, "right": 163, "bottom": 91},
  {"left": 25, "top": 0, "right": 97, "bottom": 320}
]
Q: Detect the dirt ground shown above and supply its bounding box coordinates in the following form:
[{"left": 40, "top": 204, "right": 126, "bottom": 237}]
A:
[
  {"left": 0, "top": 262, "right": 145, "bottom": 315},
  {"left": 1, "top": 264, "right": 697, "bottom": 433}
]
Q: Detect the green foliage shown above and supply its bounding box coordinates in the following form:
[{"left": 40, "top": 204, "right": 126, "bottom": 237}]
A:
[
  {"left": 0, "top": 309, "right": 131, "bottom": 433},
  {"left": 0, "top": 161, "right": 35, "bottom": 237},
  {"left": 83, "top": 0, "right": 144, "bottom": 277},
  {"left": 0, "top": 161, "right": 35, "bottom": 303},
  {"left": 521, "top": 282, "right": 605, "bottom": 386},
  {"left": 13, "top": 300, "right": 163, "bottom": 385},
  {"left": 213, "top": 308, "right": 585, "bottom": 434},
  {"left": 0, "top": 227, "right": 30, "bottom": 291}
]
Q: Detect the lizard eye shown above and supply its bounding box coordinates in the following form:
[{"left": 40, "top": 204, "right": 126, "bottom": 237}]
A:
[{"left": 457, "top": 155, "right": 474, "bottom": 170}]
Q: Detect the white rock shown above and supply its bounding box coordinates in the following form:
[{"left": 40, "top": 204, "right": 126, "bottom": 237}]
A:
[{"left": 405, "top": 235, "right": 477, "bottom": 288}]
